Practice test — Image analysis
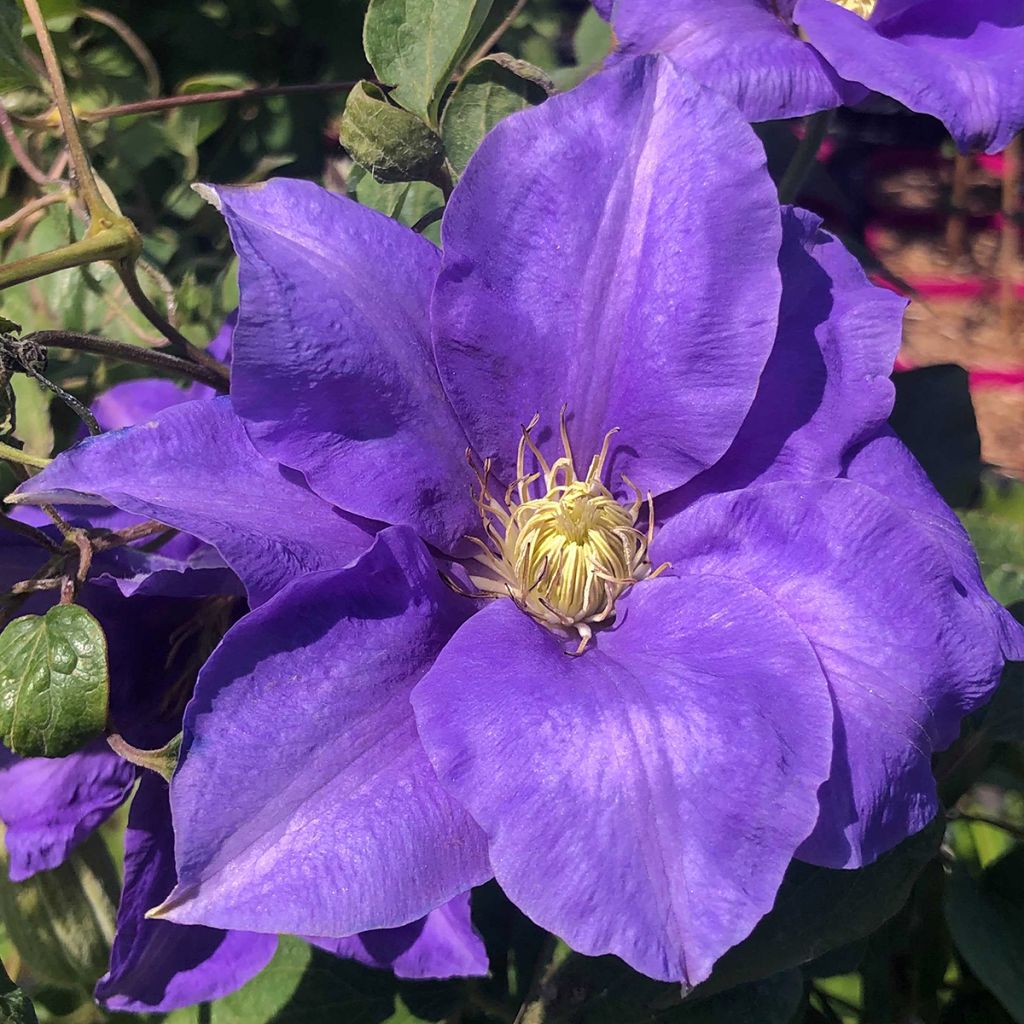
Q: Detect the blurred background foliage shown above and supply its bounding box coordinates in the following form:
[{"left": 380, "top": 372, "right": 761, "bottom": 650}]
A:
[{"left": 0, "top": 1, "right": 1023, "bottom": 1022}]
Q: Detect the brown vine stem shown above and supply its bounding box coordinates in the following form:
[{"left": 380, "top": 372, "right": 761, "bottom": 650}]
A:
[
  {"left": 24, "top": 330, "right": 229, "bottom": 392},
  {"left": 461, "top": 0, "right": 530, "bottom": 73},
  {"left": 945, "top": 153, "right": 970, "bottom": 260},
  {"left": 0, "top": 100, "right": 50, "bottom": 185},
  {"left": 81, "top": 6, "right": 161, "bottom": 97},
  {"left": 0, "top": 191, "right": 71, "bottom": 237},
  {"left": 78, "top": 79, "right": 362, "bottom": 123}
]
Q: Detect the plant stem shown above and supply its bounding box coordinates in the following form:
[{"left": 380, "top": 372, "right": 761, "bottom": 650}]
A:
[
  {"left": 945, "top": 153, "right": 971, "bottom": 259},
  {"left": 21, "top": 0, "right": 118, "bottom": 227},
  {"left": 0, "top": 191, "right": 71, "bottom": 237},
  {"left": 462, "top": 0, "right": 530, "bottom": 73},
  {"left": 114, "top": 264, "right": 228, "bottom": 377},
  {"left": 81, "top": 6, "right": 161, "bottom": 97},
  {"left": 0, "top": 221, "right": 138, "bottom": 291},
  {"left": 0, "top": 101, "right": 51, "bottom": 185},
  {"left": 24, "top": 330, "right": 229, "bottom": 392},
  {"left": 0, "top": 440, "right": 50, "bottom": 469},
  {"left": 78, "top": 79, "right": 362, "bottom": 123},
  {"left": 778, "top": 110, "right": 831, "bottom": 205}
]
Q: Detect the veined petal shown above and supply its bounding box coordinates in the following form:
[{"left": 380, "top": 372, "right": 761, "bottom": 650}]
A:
[
  {"left": 159, "top": 527, "right": 491, "bottom": 937},
  {"left": 434, "top": 55, "right": 783, "bottom": 492},
  {"left": 0, "top": 741, "right": 135, "bottom": 881},
  {"left": 797, "top": 0, "right": 1024, "bottom": 154},
  {"left": 310, "top": 893, "right": 488, "bottom": 980},
  {"left": 95, "top": 775, "right": 276, "bottom": 1013},
  {"left": 9, "top": 398, "right": 373, "bottom": 608},
  {"left": 412, "top": 579, "right": 833, "bottom": 986},
  {"left": 208, "top": 180, "right": 476, "bottom": 551},
  {"left": 606, "top": 0, "right": 861, "bottom": 122},
  {"left": 654, "top": 478, "right": 1009, "bottom": 868},
  {"left": 666, "top": 207, "right": 906, "bottom": 508}
]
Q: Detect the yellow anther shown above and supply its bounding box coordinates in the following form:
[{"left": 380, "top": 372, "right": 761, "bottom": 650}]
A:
[
  {"left": 463, "top": 410, "right": 667, "bottom": 653},
  {"left": 831, "top": 0, "right": 877, "bottom": 18}
]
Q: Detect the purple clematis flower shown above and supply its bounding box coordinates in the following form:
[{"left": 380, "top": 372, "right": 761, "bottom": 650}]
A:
[
  {"left": 598, "top": 0, "right": 1024, "bottom": 153},
  {"left": 2, "top": 349, "right": 482, "bottom": 1011},
  {"left": 10, "top": 55, "right": 1022, "bottom": 986}
]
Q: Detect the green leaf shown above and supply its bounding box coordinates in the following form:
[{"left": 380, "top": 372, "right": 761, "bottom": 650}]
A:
[
  {"left": 348, "top": 164, "right": 444, "bottom": 232},
  {"left": 340, "top": 81, "right": 446, "bottom": 185},
  {"left": 363, "top": 0, "right": 494, "bottom": 123},
  {"left": 0, "top": 960, "right": 39, "bottom": 1024},
  {"left": 0, "top": 830, "right": 119, "bottom": 994},
  {"left": 946, "top": 846, "right": 1024, "bottom": 1023},
  {"left": 0, "top": 0, "right": 33, "bottom": 93},
  {"left": 165, "top": 937, "right": 402, "bottom": 1024},
  {"left": 10, "top": 376, "right": 53, "bottom": 461},
  {"left": 960, "top": 480, "right": 1024, "bottom": 609},
  {"left": 704, "top": 816, "right": 944, "bottom": 996},
  {"left": 440, "top": 54, "right": 549, "bottom": 175},
  {"left": 0, "top": 605, "right": 109, "bottom": 758}
]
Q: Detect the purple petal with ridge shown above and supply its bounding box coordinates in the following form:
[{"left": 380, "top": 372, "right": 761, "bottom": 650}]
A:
[
  {"left": 434, "top": 55, "right": 782, "bottom": 493},
  {"left": 797, "top": 0, "right": 1024, "bottom": 153},
  {"left": 654, "top": 478, "right": 1010, "bottom": 868},
  {"left": 209, "top": 180, "right": 475, "bottom": 552},
  {"left": 159, "top": 527, "right": 490, "bottom": 937},
  {"left": 95, "top": 775, "right": 276, "bottom": 1013},
  {"left": 10, "top": 398, "right": 373, "bottom": 608},
  {"left": 413, "top": 578, "right": 833, "bottom": 986}
]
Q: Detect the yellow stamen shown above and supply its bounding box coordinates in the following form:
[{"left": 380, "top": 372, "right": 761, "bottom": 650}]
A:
[
  {"left": 831, "top": 0, "right": 877, "bottom": 18},
  {"left": 464, "top": 410, "right": 667, "bottom": 652}
]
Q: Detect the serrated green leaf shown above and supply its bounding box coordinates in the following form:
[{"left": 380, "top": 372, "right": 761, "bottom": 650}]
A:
[
  {"left": 364, "top": 0, "right": 494, "bottom": 124},
  {"left": 945, "top": 847, "right": 1024, "bottom": 1023},
  {"left": 0, "top": 606, "right": 109, "bottom": 758},
  {"left": 340, "top": 81, "right": 445, "bottom": 184},
  {"left": 0, "top": 0, "right": 34, "bottom": 93},
  {"left": 440, "top": 54, "right": 549, "bottom": 175}
]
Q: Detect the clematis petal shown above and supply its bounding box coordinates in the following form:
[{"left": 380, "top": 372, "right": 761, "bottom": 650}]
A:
[
  {"left": 95, "top": 775, "right": 276, "bottom": 1013},
  {"left": 159, "top": 527, "right": 491, "bottom": 937},
  {"left": 412, "top": 579, "right": 833, "bottom": 986},
  {"left": 207, "top": 180, "right": 475, "bottom": 552},
  {"left": 602, "top": 0, "right": 861, "bottom": 122},
  {"left": 9, "top": 398, "right": 373, "bottom": 608},
  {"left": 434, "top": 55, "right": 783, "bottom": 492},
  {"left": 797, "top": 0, "right": 1024, "bottom": 154},
  {"left": 665, "top": 207, "right": 905, "bottom": 508},
  {"left": 310, "top": 893, "right": 488, "bottom": 980},
  {"left": 653, "top": 478, "right": 1009, "bottom": 869},
  {"left": 844, "top": 430, "right": 1024, "bottom": 660},
  {"left": 0, "top": 740, "right": 135, "bottom": 881}
]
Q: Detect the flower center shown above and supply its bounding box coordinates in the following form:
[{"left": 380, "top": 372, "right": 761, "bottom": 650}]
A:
[
  {"left": 459, "top": 411, "right": 668, "bottom": 654},
  {"left": 830, "top": 0, "right": 876, "bottom": 17}
]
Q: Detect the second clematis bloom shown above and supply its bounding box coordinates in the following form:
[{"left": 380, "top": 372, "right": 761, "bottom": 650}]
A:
[
  {"left": 597, "top": 0, "right": 1024, "bottom": 153},
  {"left": 10, "top": 55, "right": 1023, "bottom": 986}
]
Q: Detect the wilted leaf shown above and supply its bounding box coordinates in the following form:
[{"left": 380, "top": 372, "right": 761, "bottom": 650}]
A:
[
  {"left": 364, "top": 0, "right": 493, "bottom": 123},
  {"left": 0, "top": 606, "right": 109, "bottom": 758},
  {"left": 340, "top": 81, "right": 445, "bottom": 184},
  {"left": 0, "top": 0, "right": 34, "bottom": 93},
  {"left": 946, "top": 847, "right": 1024, "bottom": 1023},
  {"left": 441, "top": 54, "right": 549, "bottom": 174}
]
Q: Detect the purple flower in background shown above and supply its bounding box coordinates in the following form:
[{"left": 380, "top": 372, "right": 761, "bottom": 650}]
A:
[
  {"left": 598, "top": 0, "right": 1024, "bottom": 152},
  {"left": 12, "top": 55, "right": 1022, "bottom": 985}
]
